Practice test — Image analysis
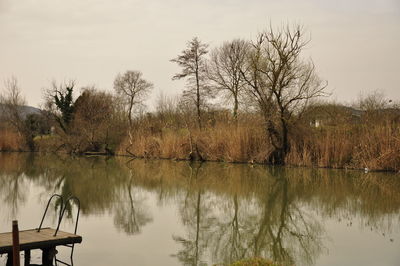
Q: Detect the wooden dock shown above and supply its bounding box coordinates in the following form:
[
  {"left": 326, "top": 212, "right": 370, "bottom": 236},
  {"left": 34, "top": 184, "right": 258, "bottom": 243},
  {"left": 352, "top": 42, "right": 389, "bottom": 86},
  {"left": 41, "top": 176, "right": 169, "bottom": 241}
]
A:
[{"left": 0, "top": 227, "right": 82, "bottom": 265}]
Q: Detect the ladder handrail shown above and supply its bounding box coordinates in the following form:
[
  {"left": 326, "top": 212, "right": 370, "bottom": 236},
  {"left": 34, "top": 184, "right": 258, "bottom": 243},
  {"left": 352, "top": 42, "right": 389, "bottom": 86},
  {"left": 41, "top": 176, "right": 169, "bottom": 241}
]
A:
[
  {"left": 37, "top": 194, "right": 64, "bottom": 232},
  {"left": 37, "top": 194, "right": 81, "bottom": 266},
  {"left": 54, "top": 196, "right": 81, "bottom": 236},
  {"left": 54, "top": 196, "right": 81, "bottom": 265}
]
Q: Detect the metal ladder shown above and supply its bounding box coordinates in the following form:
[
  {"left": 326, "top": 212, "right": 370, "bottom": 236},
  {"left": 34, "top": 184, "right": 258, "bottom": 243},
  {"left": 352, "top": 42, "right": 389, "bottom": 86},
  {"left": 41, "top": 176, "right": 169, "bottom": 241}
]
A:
[{"left": 37, "top": 194, "right": 81, "bottom": 266}]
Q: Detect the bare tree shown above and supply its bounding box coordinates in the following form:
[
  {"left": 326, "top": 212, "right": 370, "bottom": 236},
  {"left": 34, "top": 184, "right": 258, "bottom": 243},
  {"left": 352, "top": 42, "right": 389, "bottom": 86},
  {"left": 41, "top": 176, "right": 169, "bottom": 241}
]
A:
[
  {"left": 171, "top": 37, "right": 209, "bottom": 129},
  {"left": 208, "top": 39, "right": 249, "bottom": 121},
  {"left": 358, "top": 91, "right": 388, "bottom": 111},
  {"left": 0, "top": 77, "right": 35, "bottom": 150},
  {"left": 0, "top": 77, "right": 26, "bottom": 127},
  {"left": 156, "top": 92, "right": 182, "bottom": 127},
  {"left": 113, "top": 70, "right": 153, "bottom": 128},
  {"left": 242, "top": 25, "right": 327, "bottom": 164}
]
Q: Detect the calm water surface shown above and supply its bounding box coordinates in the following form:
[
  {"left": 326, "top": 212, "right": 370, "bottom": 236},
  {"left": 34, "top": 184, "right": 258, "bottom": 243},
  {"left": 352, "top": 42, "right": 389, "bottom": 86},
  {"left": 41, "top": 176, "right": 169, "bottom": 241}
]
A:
[{"left": 0, "top": 153, "right": 399, "bottom": 266}]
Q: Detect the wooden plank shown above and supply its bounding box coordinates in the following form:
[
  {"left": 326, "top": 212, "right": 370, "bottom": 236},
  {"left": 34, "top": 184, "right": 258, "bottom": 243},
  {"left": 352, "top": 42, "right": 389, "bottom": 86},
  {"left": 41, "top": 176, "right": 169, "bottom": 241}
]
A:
[{"left": 0, "top": 228, "right": 82, "bottom": 254}]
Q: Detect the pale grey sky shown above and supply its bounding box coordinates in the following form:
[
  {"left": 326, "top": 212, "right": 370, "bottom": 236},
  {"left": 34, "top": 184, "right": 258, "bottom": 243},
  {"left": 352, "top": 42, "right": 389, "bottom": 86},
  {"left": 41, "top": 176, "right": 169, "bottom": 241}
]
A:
[{"left": 0, "top": 0, "right": 399, "bottom": 108}]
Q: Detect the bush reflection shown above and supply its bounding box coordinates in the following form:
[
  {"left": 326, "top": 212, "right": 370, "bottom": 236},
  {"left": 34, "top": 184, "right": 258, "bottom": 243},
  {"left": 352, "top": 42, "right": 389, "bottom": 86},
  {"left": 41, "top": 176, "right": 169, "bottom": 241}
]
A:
[{"left": 0, "top": 154, "right": 399, "bottom": 265}]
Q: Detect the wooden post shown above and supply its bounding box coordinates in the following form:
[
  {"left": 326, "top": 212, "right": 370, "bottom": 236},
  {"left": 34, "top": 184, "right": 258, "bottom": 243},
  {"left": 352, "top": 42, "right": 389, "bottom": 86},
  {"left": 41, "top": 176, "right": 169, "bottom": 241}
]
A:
[
  {"left": 12, "top": 220, "right": 20, "bottom": 266},
  {"left": 42, "top": 247, "right": 56, "bottom": 266}
]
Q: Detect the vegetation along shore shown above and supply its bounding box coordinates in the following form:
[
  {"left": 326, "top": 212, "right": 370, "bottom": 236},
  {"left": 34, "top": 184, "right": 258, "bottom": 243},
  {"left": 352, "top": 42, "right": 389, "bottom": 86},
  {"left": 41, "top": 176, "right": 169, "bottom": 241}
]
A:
[{"left": 1, "top": 24, "right": 399, "bottom": 172}]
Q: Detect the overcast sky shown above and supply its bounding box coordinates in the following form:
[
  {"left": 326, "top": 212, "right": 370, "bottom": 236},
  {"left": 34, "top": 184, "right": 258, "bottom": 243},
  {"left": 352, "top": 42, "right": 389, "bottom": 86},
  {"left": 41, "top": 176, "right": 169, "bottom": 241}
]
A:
[{"left": 0, "top": 0, "right": 399, "bottom": 108}]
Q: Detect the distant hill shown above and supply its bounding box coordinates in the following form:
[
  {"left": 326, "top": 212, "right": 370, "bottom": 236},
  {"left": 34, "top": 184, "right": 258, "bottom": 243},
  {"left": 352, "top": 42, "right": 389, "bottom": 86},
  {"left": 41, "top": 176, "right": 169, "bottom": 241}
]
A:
[{"left": 0, "top": 104, "right": 41, "bottom": 119}]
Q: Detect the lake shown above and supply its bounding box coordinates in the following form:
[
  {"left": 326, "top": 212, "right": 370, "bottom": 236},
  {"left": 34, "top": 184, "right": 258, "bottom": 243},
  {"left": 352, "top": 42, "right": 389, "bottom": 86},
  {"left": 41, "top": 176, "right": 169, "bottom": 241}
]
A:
[{"left": 0, "top": 153, "right": 399, "bottom": 265}]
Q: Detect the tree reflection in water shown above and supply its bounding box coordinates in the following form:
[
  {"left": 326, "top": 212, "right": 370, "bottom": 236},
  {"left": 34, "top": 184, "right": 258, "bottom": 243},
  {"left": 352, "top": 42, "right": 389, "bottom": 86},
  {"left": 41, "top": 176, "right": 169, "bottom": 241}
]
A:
[
  {"left": 0, "top": 153, "right": 42, "bottom": 220},
  {"left": 113, "top": 164, "right": 153, "bottom": 235},
  {"left": 171, "top": 165, "right": 324, "bottom": 266},
  {"left": 0, "top": 154, "right": 399, "bottom": 265},
  {"left": 172, "top": 162, "right": 216, "bottom": 266}
]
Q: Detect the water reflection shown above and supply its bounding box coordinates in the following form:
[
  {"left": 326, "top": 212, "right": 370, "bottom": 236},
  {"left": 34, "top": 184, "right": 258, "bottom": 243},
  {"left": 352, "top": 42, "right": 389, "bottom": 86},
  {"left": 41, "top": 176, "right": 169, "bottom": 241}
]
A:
[
  {"left": 168, "top": 164, "right": 325, "bottom": 266},
  {"left": 0, "top": 153, "right": 399, "bottom": 265},
  {"left": 113, "top": 167, "right": 153, "bottom": 235},
  {"left": 172, "top": 163, "right": 215, "bottom": 266},
  {"left": 0, "top": 153, "right": 32, "bottom": 219}
]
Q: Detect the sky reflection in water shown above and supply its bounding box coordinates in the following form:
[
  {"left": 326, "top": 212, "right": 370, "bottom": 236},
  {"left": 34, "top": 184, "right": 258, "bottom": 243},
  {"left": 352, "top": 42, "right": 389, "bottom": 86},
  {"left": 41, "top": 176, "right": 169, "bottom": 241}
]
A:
[{"left": 0, "top": 153, "right": 399, "bottom": 265}]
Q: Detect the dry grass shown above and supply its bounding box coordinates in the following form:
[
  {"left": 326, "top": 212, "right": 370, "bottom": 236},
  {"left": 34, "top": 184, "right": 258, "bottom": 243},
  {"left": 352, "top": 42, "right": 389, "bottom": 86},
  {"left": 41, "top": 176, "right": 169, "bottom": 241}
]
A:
[
  {"left": 119, "top": 117, "right": 271, "bottom": 163},
  {"left": 286, "top": 119, "right": 400, "bottom": 171},
  {"left": 351, "top": 121, "right": 400, "bottom": 171},
  {"left": 0, "top": 129, "right": 25, "bottom": 151},
  {"left": 116, "top": 108, "right": 400, "bottom": 172}
]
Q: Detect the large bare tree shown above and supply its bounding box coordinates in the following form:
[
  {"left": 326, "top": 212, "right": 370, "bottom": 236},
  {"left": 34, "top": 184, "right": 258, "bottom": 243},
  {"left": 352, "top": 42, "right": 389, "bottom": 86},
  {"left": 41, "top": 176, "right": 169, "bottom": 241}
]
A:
[
  {"left": 208, "top": 39, "right": 249, "bottom": 121},
  {"left": 113, "top": 70, "right": 153, "bottom": 127},
  {"left": 242, "top": 25, "right": 327, "bottom": 164},
  {"left": 171, "top": 37, "right": 209, "bottom": 129}
]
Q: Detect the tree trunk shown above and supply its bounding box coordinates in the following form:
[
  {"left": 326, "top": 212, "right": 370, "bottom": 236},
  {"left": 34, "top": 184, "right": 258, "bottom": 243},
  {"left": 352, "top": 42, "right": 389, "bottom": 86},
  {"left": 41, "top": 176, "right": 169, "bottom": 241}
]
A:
[
  {"left": 195, "top": 191, "right": 201, "bottom": 265},
  {"left": 195, "top": 71, "right": 202, "bottom": 130},
  {"left": 265, "top": 117, "right": 288, "bottom": 165},
  {"left": 281, "top": 117, "right": 289, "bottom": 157},
  {"left": 233, "top": 96, "right": 239, "bottom": 123},
  {"left": 23, "top": 129, "right": 35, "bottom": 152},
  {"left": 128, "top": 99, "right": 134, "bottom": 129}
]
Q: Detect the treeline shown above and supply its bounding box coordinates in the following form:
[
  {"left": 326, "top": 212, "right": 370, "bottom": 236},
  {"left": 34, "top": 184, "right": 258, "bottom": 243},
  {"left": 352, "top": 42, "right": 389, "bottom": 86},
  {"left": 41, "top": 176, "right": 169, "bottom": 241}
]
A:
[{"left": 0, "top": 24, "right": 399, "bottom": 171}]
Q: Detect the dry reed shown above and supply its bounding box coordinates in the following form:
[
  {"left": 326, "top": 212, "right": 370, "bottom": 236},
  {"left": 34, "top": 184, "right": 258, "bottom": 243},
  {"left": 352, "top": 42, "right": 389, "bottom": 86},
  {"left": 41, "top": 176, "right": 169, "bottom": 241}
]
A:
[
  {"left": 117, "top": 109, "right": 400, "bottom": 172},
  {"left": 0, "top": 129, "right": 25, "bottom": 151}
]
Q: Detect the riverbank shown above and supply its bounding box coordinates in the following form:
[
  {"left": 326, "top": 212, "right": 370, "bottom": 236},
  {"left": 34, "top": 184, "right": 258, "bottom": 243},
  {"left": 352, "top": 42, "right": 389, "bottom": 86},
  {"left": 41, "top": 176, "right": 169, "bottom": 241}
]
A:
[
  {"left": 2, "top": 104, "right": 400, "bottom": 173},
  {"left": 2, "top": 123, "right": 399, "bottom": 173},
  {"left": 115, "top": 119, "right": 400, "bottom": 172}
]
